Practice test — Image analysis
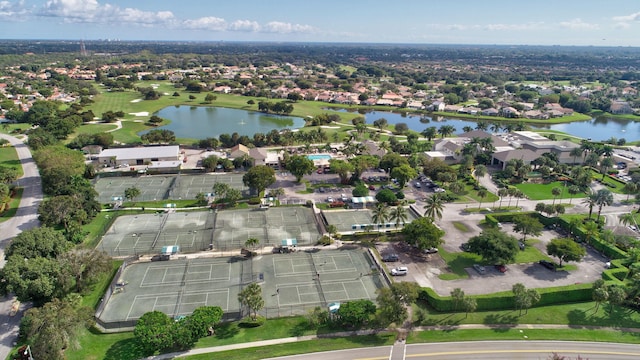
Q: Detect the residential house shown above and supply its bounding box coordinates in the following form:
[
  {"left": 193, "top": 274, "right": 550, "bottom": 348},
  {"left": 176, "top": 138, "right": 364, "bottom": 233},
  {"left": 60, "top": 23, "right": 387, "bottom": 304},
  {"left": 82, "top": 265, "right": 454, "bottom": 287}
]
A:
[
  {"left": 481, "top": 108, "right": 499, "bottom": 116},
  {"left": 249, "top": 147, "right": 268, "bottom": 166},
  {"left": 610, "top": 101, "right": 634, "bottom": 115},
  {"left": 229, "top": 144, "right": 250, "bottom": 159},
  {"left": 491, "top": 149, "right": 539, "bottom": 170}
]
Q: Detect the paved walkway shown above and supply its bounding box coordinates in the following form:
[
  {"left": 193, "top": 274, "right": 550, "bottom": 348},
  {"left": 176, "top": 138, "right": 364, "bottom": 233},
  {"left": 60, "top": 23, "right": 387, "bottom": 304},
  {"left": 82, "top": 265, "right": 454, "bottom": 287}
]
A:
[
  {"left": 149, "top": 323, "right": 640, "bottom": 359},
  {"left": 0, "top": 133, "right": 43, "bottom": 360}
]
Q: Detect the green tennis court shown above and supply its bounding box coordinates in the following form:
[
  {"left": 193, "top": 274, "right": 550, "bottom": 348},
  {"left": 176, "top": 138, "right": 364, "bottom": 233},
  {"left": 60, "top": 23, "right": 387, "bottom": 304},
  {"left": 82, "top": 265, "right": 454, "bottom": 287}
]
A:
[
  {"left": 94, "top": 175, "right": 174, "bottom": 202},
  {"left": 322, "top": 208, "right": 420, "bottom": 232},
  {"left": 172, "top": 173, "right": 248, "bottom": 199}
]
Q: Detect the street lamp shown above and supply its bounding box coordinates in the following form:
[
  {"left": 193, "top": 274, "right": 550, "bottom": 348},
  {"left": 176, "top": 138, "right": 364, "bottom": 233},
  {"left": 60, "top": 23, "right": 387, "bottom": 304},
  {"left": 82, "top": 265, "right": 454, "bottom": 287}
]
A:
[{"left": 23, "top": 345, "right": 34, "bottom": 360}]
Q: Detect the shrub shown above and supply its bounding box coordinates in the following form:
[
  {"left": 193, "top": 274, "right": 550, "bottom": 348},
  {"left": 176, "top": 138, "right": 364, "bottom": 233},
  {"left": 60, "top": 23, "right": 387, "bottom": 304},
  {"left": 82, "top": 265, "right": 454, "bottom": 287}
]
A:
[
  {"left": 248, "top": 197, "right": 261, "bottom": 205},
  {"left": 239, "top": 315, "right": 265, "bottom": 328}
]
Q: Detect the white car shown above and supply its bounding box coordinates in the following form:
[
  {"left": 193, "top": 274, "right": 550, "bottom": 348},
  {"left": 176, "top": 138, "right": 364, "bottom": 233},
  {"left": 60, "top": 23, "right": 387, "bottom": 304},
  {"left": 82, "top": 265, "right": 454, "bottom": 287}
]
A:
[{"left": 391, "top": 266, "right": 408, "bottom": 276}]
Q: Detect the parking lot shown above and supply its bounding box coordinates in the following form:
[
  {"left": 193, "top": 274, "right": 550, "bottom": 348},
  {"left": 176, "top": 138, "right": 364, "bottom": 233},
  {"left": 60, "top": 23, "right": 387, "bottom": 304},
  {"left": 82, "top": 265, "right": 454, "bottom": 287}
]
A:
[{"left": 376, "top": 223, "right": 609, "bottom": 296}]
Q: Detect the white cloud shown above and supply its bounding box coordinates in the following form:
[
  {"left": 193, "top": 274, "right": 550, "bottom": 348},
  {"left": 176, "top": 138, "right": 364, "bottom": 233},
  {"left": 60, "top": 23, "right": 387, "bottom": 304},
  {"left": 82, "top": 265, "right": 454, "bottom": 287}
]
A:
[
  {"left": 40, "top": 0, "right": 175, "bottom": 25},
  {"left": 559, "top": 18, "right": 599, "bottom": 30},
  {"left": 262, "top": 21, "right": 314, "bottom": 34},
  {"left": 183, "top": 16, "right": 227, "bottom": 31},
  {"left": 483, "top": 22, "right": 545, "bottom": 31},
  {"left": 0, "top": 0, "right": 29, "bottom": 20},
  {"left": 613, "top": 11, "right": 640, "bottom": 29},
  {"left": 228, "top": 19, "right": 260, "bottom": 32}
]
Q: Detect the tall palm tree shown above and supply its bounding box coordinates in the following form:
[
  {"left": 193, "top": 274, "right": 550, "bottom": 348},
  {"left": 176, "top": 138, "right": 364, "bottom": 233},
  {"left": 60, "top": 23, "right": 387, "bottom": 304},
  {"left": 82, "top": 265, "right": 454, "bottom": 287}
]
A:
[
  {"left": 600, "top": 157, "right": 614, "bottom": 180},
  {"left": 513, "top": 189, "right": 525, "bottom": 208},
  {"left": 391, "top": 205, "right": 408, "bottom": 229},
  {"left": 421, "top": 126, "right": 437, "bottom": 141},
  {"left": 497, "top": 188, "right": 508, "bottom": 209},
  {"left": 371, "top": 203, "right": 389, "bottom": 229},
  {"left": 475, "top": 121, "right": 488, "bottom": 131},
  {"left": 595, "top": 188, "right": 614, "bottom": 221},
  {"left": 477, "top": 188, "right": 488, "bottom": 209},
  {"left": 551, "top": 186, "right": 562, "bottom": 205},
  {"left": 582, "top": 191, "right": 598, "bottom": 220},
  {"left": 623, "top": 182, "right": 639, "bottom": 201},
  {"left": 507, "top": 187, "right": 517, "bottom": 207},
  {"left": 473, "top": 164, "right": 487, "bottom": 179},
  {"left": 437, "top": 125, "right": 456, "bottom": 138},
  {"left": 423, "top": 194, "right": 444, "bottom": 221},
  {"left": 619, "top": 213, "right": 636, "bottom": 227},
  {"left": 570, "top": 147, "right": 583, "bottom": 165},
  {"left": 489, "top": 122, "right": 501, "bottom": 133},
  {"left": 567, "top": 185, "right": 581, "bottom": 204}
]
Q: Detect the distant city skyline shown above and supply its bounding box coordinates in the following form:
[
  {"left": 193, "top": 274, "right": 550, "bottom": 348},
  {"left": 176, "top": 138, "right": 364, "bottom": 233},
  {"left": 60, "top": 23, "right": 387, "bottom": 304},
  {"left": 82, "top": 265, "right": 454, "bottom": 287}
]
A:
[{"left": 1, "top": 0, "right": 640, "bottom": 46}]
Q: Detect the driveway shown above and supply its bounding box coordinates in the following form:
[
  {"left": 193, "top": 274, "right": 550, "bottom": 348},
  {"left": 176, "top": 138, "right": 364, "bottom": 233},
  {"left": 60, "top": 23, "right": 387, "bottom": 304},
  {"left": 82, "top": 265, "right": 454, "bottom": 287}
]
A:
[{"left": 0, "top": 133, "right": 43, "bottom": 360}]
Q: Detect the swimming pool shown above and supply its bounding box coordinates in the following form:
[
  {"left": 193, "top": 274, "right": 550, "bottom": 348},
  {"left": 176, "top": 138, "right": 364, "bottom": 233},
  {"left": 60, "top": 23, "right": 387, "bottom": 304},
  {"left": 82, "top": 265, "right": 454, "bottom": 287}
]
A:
[{"left": 307, "top": 154, "right": 332, "bottom": 161}]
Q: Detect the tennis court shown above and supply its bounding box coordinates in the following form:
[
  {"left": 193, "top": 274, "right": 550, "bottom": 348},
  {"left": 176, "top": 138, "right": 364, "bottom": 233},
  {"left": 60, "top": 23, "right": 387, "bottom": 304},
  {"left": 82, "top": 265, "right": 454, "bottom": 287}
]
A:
[
  {"left": 94, "top": 173, "right": 249, "bottom": 203},
  {"left": 172, "top": 173, "right": 248, "bottom": 199},
  {"left": 322, "top": 208, "right": 420, "bottom": 232},
  {"left": 94, "top": 175, "right": 174, "bottom": 203},
  {"left": 97, "top": 248, "right": 385, "bottom": 325},
  {"left": 98, "top": 211, "right": 215, "bottom": 256},
  {"left": 98, "top": 257, "right": 247, "bottom": 323},
  {"left": 212, "top": 207, "right": 321, "bottom": 251}
]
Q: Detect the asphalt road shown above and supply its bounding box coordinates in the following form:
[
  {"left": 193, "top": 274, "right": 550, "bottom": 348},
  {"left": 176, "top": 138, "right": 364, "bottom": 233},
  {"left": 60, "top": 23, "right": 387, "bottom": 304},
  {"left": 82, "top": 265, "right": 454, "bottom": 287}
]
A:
[
  {"left": 0, "top": 133, "right": 43, "bottom": 360},
  {"left": 266, "top": 341, "right": 640, "bottom": 360}
]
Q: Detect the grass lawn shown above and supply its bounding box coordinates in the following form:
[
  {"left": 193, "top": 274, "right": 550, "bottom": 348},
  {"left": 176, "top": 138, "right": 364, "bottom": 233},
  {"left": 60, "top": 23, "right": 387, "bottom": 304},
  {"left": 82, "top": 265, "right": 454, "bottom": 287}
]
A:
[
  {"left": 514, "top": 181, "right": 587, "bottom": 201},
  {"left": 0, "top": 187, "right": 22, "bottom": 223},
  {"left": 0, "top": 144, "right": 24, "bottom": 178},
  {"left": 452, "top": 221, "right": 471, "bottom": 232},
  {"left": 409, "top": 328, "right": 640, "bottom": 344},
  {"left": 414, "top": 300, "right": 640, "bottom": 329},
  {"left": 185, "top": 334, "right": 396, "bottom": 360}
]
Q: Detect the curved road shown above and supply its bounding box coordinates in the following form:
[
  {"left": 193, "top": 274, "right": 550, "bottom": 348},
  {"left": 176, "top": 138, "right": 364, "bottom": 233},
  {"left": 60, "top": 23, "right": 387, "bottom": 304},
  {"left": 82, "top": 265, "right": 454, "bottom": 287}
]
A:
[
  {"left": 0, "top": 133, "right": 43, "bottom": 360},
  {"left": 266, "top": 341, "right": 640, "bottom": 360}
]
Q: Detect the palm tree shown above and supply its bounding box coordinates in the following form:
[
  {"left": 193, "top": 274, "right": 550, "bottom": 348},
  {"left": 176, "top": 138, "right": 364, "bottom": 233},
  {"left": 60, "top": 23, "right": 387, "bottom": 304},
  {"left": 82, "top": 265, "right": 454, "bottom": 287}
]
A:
[
  {"left": 477, "top": 188, "right": 488, "bottom": 209},
  {"left": 497, "top": 188, "right": 508, "bottom": 209},
  {"left": 245, "top": 237, "right": 260, "bottom": 252},
  {"left": 619, "top": 213, "right": 636, "bottom": 227},
  {"left": 437, "top": 125, "right": 456, "bottom": 138},
  {"left": 391, "top": 205, "right": 408, "bottom": 229},
  {"left": 475, "top": 121, "right": 488, "bottom": 131},
  {"left": 473, "top": 164, "right": 487, "bottom": 179},
  {"left": 570, "top": 147, "right": 583, "bottom": 165},
  {"left": 595, "top": 189, "right": 614, "bottom": 221},
  {"left": 513, "top": 189, "right": 525, "bottom": 208},
  {"left": 582, "top": 191, "right": 598, "bottom": 220},
  {"left": 462, "top": 125, "right": 473, "bottom": 133},
  {"left": 600, "top": 157, "right": 614, "bottom": 180},
  {"left": 489, "top": 122, "right": 501, "bottom": 133},
  {"left": 567, "top": 185, "right": 581, "bottom": 204},
  {"left": 421, "top": 126, "right": 437, "bottom": 141},
  {"left": 423, "top": 194, "right": 444, "bottom": 221},
  {"left": 371, "top": 203, "right": 389, "bottom": 230},
  {"left": 583, "top": 221, "right": 600, "bottom": 244},
  {"left": 623, "top": 182, "right": 638, "bottom": 201},
  {"left": 551, "top": 186, "right": 562, "bottom": 205},
  {"left": 507, "top": 187, "right": 517, "bottom": 207}
]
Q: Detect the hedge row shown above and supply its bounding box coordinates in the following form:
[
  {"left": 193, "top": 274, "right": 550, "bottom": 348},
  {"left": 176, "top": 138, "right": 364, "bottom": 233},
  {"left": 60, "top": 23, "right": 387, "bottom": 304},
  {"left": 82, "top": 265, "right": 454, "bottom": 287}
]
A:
[{"left": 419, "top": 283, "right": 592, "bottom": 312}]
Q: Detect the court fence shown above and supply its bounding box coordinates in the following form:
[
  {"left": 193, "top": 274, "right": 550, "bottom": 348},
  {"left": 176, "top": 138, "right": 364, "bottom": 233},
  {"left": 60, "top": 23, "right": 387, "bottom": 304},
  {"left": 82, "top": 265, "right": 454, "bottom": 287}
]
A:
[{"left": 94, "top": 255, "right": 140, "bottom": 332}]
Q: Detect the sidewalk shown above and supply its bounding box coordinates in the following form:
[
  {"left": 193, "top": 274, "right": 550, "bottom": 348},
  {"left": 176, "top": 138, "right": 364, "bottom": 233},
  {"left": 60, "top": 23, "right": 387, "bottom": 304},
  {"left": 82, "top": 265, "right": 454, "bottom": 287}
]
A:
[{"left": 148, "top": 324, "right": 640, "bottom": 359}]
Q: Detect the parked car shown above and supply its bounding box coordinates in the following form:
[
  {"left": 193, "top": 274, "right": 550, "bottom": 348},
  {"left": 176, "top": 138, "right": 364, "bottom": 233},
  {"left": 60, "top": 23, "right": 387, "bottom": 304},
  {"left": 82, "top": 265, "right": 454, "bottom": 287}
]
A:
[
  {"left": 326, "top": 197, "right": 334, "bottom": 203},
  {"left": 422, "top": 247, "right": 438, "bottom": 254},
  {"left": 539, "top": 260, "right": 556, "bottom": 271},
  {"left": 369, "top": 185, "right": 376, "bottom": 191},
  {"left": 518, "top": 241, "right": 526, "bottom": 250},
  {"left": 391, "top": 266, "right": 408, "bottom": 276},
  {"left": 472, "top": 264, "right": 486, "bottom": 274},
  {"left": 495, "top": 264, "right": 507, "bottom": 273},
  {"left": 434, "top": 188, "right": 446, "bottom": 193},
  {"left": 382, "top": 254, "right": 399, "bottom": 262},
  {"left": 329, "top": 201, "right": 345, "bottom": 208},
  {"left": 460, "top": 243, "right": 471, "bottom": 252},
  {"left": 414, "top": 182, "right": 421, "bottom": 188}
]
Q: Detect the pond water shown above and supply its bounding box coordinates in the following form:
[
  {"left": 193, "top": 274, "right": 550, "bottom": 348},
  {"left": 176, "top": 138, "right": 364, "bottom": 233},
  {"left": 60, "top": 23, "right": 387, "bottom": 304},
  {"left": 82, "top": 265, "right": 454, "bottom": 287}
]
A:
[
  {"left": 330, "top": 108, "right": 640, "bottom": 142},
  {"left": 146, "top": 106, "right": 306, "bottom": 139}
]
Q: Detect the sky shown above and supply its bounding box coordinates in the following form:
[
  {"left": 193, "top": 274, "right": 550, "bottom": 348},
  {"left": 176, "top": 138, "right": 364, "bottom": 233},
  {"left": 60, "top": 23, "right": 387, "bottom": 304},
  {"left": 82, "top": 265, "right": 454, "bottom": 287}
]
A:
[{"left": 1, "top": 0, "right": 640, "bottom": 46}]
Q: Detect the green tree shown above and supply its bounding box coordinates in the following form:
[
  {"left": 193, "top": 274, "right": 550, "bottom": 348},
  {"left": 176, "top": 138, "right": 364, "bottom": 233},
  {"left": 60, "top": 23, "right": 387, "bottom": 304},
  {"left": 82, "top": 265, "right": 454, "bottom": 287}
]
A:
[
  {"left": 202, "top": 155, "right": 219, "bottom": 172},
  {"left": 391, "top": 205, "right": 408, "bottom": 229},
  {"left": 286, "top": 155, "right": 315, "bottom": 183},
  {"left": 245, "top": 237, "right": 260, "bottom": 252},
  {"left": 37, "top": 195, "right": 88, "bottom": 231},
  {"left": 336, "top": 299, "right": 376, "bottom": 327},
  {"left": 204, "top": 93, "right": 216, "bottom": 103},
  {"left": 450, "top": 288, "right": 465, "bottom": 311},
  {"left": 185, "top": 306, "right": 223, "bottom": 338},
  {"left": 551, "top": 186, "right": 562, "bottom": 205},
  {"left": 134, "top": 311, "right": 176, "bottom": 354},
  {"left": 607, "top": 285, "right": 627, "bottom": 315},
  {"left": 592, "top": 286, "right": 608, "bottom": 314},
  {"left": 512, "top": 215, "right": 543, "bottom": 243},
  {"left": 371, "top": 202, "right": 389, "bottom": 228},
  {"left": 421, "top": 126, "right": 437, "bottom": 141},
  {"left": 0, "top": 256, "right": 64, "bottom": 305},
  {"left": 58, "top": 249, "right": 112, "bottom": 293},
  {"left": 623, "top": 182, "right": 638, "bottom": 201},
  {"left": 376, "top": 282, "right": 419, "bottom": 325},
  {"left": 375, "top": 188, "right": 398, "bottom": 205},
  {"left": 567, "top": 185, "right": 581, "bottom": 204},
  {"left": 512, "top": 283, "right": 540, "bottom": 315},
  {"left": 546, "top": 238, "right": 586, "bottom": 267},
  {"left": 390, "top": 164, "right": 418, "bottom": 188},
  {"left": 582, "top": 191, "right": 597, "bottom": 220},
  {"left": 462, "top": 297, "right": 477, "bottom": 319},
  {"left": 352, "top": 183, "right": 369, "bottom": 197},
  {"left": 238, "top": 282, "right": 264, "bottom": 321},
  {"left": 5, "top": 227, "right": 71, "bottom": 260},
  {"left": 242, "top": 165, "right": 276, "bottom": 195},
  {"left": 468, "top": 228, "right": 519, "bottom": 265},
  {"left": 423, "top": 194, "right": 444, "bottom": 221},
  {"left": 19, "top": 295, "right": 93, "bottom": 360},
  {"left": 477, "top": 188, "right": 488, "bottom": 209},
  {"left": 329, "top": 159, "right": 354, "bottom": 184},
  {"left": 401, "top": 217, "right": 445, "bottom": 251},
  {"left": 124, "top": 187, "right": 141, "bottom": 203},
  {"left": 379, "top": 152, "right": 409, "bottom": 173},
  {"left": 594, "top": 188, "right": 614, "bottom": 221}
]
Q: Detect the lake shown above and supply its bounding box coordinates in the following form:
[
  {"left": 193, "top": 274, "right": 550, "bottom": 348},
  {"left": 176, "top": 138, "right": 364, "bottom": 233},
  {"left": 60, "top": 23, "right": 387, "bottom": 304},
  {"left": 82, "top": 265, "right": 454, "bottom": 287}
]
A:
[
  {"left": 331, "top": 108, "right": 640, "bottom": 142},
  {"left": 147, "top": 106, "right": 306, "bottom": 139}
]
